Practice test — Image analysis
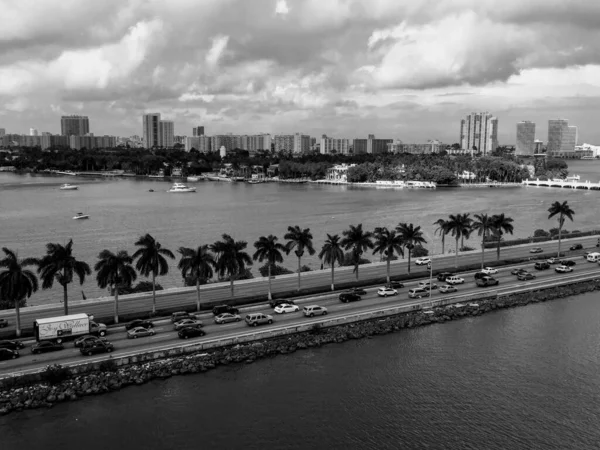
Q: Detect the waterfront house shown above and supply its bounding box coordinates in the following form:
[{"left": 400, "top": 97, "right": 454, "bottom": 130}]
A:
[
  {"left": 326, "top": 163, "right": 356, "bottom": 182},
  {"left": 267, "top": 164, "right": 279, "bottom": 177}
]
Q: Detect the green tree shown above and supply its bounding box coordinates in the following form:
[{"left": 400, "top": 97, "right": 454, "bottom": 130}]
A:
[
  {"left": 447, "top": 214, "right": 472, "bottom": 268},
  {"left": 547, "top": 200, "right": 575, "bottom": 258},
  {"left": 36, "top": 239, "right": 91, "bottom": 315},
  {"left": 177, "top": 245, "right": 215, "bottom": 311},
  {"left": 318, "top": 234, "right": 345, "bottom": 291},
  {"left": 372, "top": 227, "right": 404, "bottom": 283},
  {"left": 132, "top": 234, "right": 175, "bottom": 315},
  {"left": 253, "top": 235, "right": 286, "bottom": 300},
  {"left": 396, "top": 223, "right": 427, "bottom": 274},
  {"left": 471, "top": 214, "right": 496, "bottom": 269},
  {"left": 491, "top": 213, "right": 515, "bottom": 260},
  {"left": 284, "top": 225, "right": 316, "bottom": 292},
  {"left": 94, "top": 250, "right": 137, "bottom": 324},
  {"left": 433, "top": 218, "right": 450, "bottom": 254},
  {"left": 211, "top": 234, "right": 252, "bottom": 297},
  {"left": 0, "top": 248, "right": 38, "bottom": 337},
  {"left": 341, "top": 224, "right": 374, "bottom": 280}
]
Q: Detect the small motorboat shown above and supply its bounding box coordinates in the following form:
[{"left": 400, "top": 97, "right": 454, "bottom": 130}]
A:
[
  {"left": 148, "top": 189, "right": 154, "bottom": 192},
  {"left": 60, "top": 183, "right": 78, "bottom": 190},
  {"left": 73, "top": 212, "right": 89, "bottom": 220},
  {"left": 167, "top": 183, "right": 196, "bottom": 193},
  {"left": 187, "top": 176, "right": 200, "bottom": 182}
]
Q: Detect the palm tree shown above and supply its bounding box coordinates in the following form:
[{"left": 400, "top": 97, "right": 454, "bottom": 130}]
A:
[
  {"left": 0, "top": 248, "right": 38, "bottom": 337},
  {"left": 284, "top": 225, "right": 316, "bottom": 291},
  {"left": 211, "top": 234, "right": 252, "bottom": 297},
  {"left": 372, "top": 227, "right": 404, "bottom": 283},
  {"left": 318, "top": 234, "right": 345, "bottom": 290},
  {"left": 396, "top": 223, "right": 427, "bottom": 274},
  {"left": 340, "top": 224, "right": 374, "bottom": 281},
  {"left": 548, "top": 200, "right": 575, "bottom": 258},
  {"left": 132, "top": 234, "right": 175, "bottom": 315},
  {"left": 491, "top": 213, "right": 515, "bottom": 261},
  {"left": 94, "top": 250, "right": 137, "bottom": 324},
  {"left": 178, "top": 245, "right": 215, "bottom": 311},
  {"left": 433, "top": 218, "right": 450, "bottom": 254},
  {"left": 36, "top": 239, "right": 91, "bottom": 316},
  {"left": 253, "top": 235, "right": 286, "bottom": 300},
  {"left": 472, "top": 214, "right": 496, "bottom": 269},
  {"left": 446, "top": 214, "right": 472, "bottom": 268},
  {"left": 459, "top": 213, "right": 473, "bottom": 249}
]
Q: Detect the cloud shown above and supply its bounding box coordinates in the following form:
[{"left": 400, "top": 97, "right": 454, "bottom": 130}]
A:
[{"left": 275, "top": 0, "right": 290, "bottom": 16}]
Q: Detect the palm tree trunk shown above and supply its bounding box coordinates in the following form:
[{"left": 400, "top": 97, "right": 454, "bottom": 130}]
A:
[
  {"left": 330, "top": 262, "right": 335, "bottom": 291},
  {"left": 63, "top": 283, "right": 69, "bottom": 316},
  {"left": 441, "top": 235, "right": 445, "bottom": 254},
  {"left": 386, "top": 257, "right": 391, "bottom": 283},
  {"left": 230, "top": 277, "right": 235, "bottom": 297},
  {"left": 481, "top": 238, "right": 485, "bottom": 269},
  {"left": 267, "top": 264, "right": 273, "bottom": 300},
  {"left": 557, "top": 218, "right": 563, "bottom": 258},
  {"left": 113, "top": 287, "right": 119, "bottom": 324},
  {"left": 455, "top": 238, "right": 459, "bottom": 268},
  {"left": 297, "top": 257, "right": 301, "bottom": 291},
  {"left": 496, "top": 235, "right": 501, "bottom": 261},
  {"left": 195, "top": 278, "right": 201, "bottom": 312},
  {"left": 14, "top": 299, "right": 21, "bottom": 338},
  {"left": 407, "top": 249, "right": 411, "bottom": 274},
  {"left": 355, "top": 261, "right": 359, "bottom": 280},
  {"left": 151, "top": 272, "right": 156, "bottom": 315}
]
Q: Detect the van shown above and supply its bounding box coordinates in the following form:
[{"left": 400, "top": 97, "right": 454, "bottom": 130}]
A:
[
  {"left": 408, "top": 288, "right": 430, "bottom": 299},
  {"left": 586, "top": 252, "right": 600, "bottom": 262},
  {"left": 245, "top": 313, "right": 273, "bottom": 327}
]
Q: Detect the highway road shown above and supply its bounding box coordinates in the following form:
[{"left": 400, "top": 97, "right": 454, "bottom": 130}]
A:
[
  {"left": 0, "top": 235, "right": 599, "bottom": 333},
  {"left": 2, "top": 252, "right": 600, "bottom": 377}
]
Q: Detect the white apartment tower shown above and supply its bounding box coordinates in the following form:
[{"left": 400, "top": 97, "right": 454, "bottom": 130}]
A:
[
  {"left": 320, "top": 135, "right": 350, "bottom": 154},
  {"left": 516, "top": 121, "right": 536, "bottom": 156},
  {"left": 460, "top": 112, "right": 498, "bottom": 155}
]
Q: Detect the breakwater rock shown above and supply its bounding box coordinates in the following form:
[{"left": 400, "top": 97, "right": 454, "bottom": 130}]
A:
[{"left": 1, "top": 277, "right": 600, "bottom": 416}]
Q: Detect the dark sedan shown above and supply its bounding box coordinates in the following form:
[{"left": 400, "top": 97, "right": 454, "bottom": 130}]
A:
[
  {"left": 125, "top": 319, "right": 154, "bottom": 330},
  {"left": 517, "top": 272, "right": 536, "bottom": 281},
  {"left": 570, "top": 243, "right": 583, "bottom": 251},
  {"left": 346, "top": 287, "right": 367, "bottom": 296},
  {"left": 0, "top": 340, "right": 25, "bottom": 350},
  {"left": 511, "top": 268, "right": 529, "bottom": 276},
  {"left": 339, "top": 293, "right": 361, "bottom": 303},
  {"left": 74, "top": 335, "right": 107, "bottom": 348},
  {"left": 80, "top": 341, "right": 114, "bottom": 356},
  {"left": 559, "top": 259, "right": 576, "bottom": 266},
  {"left": 0, "top": 349, "right": 19, "bottom": 360},
  {"left": 385, "top": 281, "right": 404, "bottom": 289},
  {"left": 31, "top": 341, "right": 64, "bottom": 354},
  {"left": 178, "top": 326, "right": 206, "bottom": 339}
]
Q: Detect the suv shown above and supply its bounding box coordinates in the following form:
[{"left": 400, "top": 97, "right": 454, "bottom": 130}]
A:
[
  {"left": 570, "top": 243, "right": 583, "bottom": 251},
  {"left": 385, "top": 281, "right": 404, "bottom": 289},
  {"left": 171, "top": 311, "right": 192, "bottom": 323},
  {"left": 476, "top": 276, "right": 499, "bottom": 287},
  {"left": 534, "top": 262, "right": 550, "bottom": 270},
  {"left": 245, "top": 313, "right": 273, "bottom": 327},
  {"left": 80, "top": 340, "right": 114, "bottom": 356},
  {"left": 418, "top": 281, "right": 437, "bottom": 290},
  {"left": 339, "top": 293, "right": 361, "bottom": 303},
  {"left": 212, "top": 305, "right": 240, "bottom": 316},
  {"left": 559, "top": 259, "right": 576, "bottom": 267},
  {"left": 408, "top": 288, "right": 430, "bottom": 299},
  {"left": 437, "top": 272, "right": 454, "bottom": 282},
  {"left": 303, "top": 305, "right": 328, "bottom": 317}
]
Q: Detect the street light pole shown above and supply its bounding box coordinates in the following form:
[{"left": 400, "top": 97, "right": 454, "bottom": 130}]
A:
[{"left": 429, "top": 242, "right": 435, "bottom": 299}]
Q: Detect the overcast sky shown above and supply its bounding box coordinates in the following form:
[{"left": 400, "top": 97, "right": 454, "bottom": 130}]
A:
[{"left": 2, "top": 0, "right": 600, "bottom": 144}]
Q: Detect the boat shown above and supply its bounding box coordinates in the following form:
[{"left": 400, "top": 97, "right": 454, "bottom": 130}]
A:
[
  {"left": 581, "top": 156, "right": 597, "bottom": 160},
  {"left": 246, "top": 179, "right": 264, "bottom": 184},
  {"left": 59, "top": 183, "right": 79, "bottom": 190},
  {"left": 187, "top": 176, "right": 200, "bottom": 182},
  {"left": 73, "top": 212, "right": 89, "bottom": 220},
  {"left": 167, "top": 183, "right": 196, "bottom": 193}
]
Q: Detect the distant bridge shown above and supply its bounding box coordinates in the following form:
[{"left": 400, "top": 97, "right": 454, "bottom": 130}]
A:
[{"left": 522, "top": 178, "right": 600, "bottom": 190}]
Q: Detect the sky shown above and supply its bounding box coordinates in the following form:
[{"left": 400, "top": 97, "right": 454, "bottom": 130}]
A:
[{"left": 2, "top": 0, "right": 600, "bottom": 145}]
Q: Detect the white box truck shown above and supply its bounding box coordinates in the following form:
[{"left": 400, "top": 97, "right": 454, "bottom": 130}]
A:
[{"left": 34, "top": 313, "right": 107, "bottom": 343}]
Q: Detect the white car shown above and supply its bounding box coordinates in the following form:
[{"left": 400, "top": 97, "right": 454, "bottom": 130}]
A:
[
  {"left": 445, "top": 276, "right": 465, "bottom": 285},
  {"left": 377, "top": 287, "right": 398, "bottom": 297},
  {"left": 547, "top": 257, "right": 560, "bottom": 264},
  {"left": 274, "top": 303, "right": 300, "bottom": 314},
  {"left": 438, "top": 285, "right": 458, "bottom": 294},
  {"left": 481, "top": 267, "right": 498, "bottom": 275},
  {"left": 415, "top": 257, "right": 431, "bottom": 266},
  {"left": 555, "top": 265, "right": 573, "bottom": 273},
  {"left": 418, "top": 281, "right": 438, "bottom": 290}
]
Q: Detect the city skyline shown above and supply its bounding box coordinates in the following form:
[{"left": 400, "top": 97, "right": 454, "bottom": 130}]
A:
[{"left": 2, "top": 1, "right": 600, "bottom": 143}]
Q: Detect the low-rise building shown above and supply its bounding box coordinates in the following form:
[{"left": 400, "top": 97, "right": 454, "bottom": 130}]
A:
[{"left": 326, "top": 163, "right": 356, "bottom": 181}]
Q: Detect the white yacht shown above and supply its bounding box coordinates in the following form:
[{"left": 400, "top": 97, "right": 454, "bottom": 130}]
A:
[
  {"left": 73, "top": 212, "right": 89, "bottom": 220},
  {"left": 167, "top": 183, "right": 196, "bottom": 193},
  {"left": 60, "top": 183, "right": 79, "bottom": 190},
  {"left": 187, "top": 176, "right": 200, "bottom": 182}
]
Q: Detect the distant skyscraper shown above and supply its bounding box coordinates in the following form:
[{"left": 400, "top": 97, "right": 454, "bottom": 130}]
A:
[
  {"left": 460, "top": 112, "right": 498, "bottom": 155},
  {"left": 29, "top": 128, "right": 38, "bottom": 136},
  {"left": 516, "top": 121, "right": 536, "bottom": 156},
  {"left": 0, "top": 128, "right": 5, "bottom": 137},
  {"left": 192, "top": 126, "right": 205, "bottom": 136},
  {"left": 160, "top": 120, "right": 174, "bottom": 148},
  {"left": 547, "top": 119, "right": 577, "bottom": 157},
  {"left": 274, "top": 135, "right": 295, "bottom": 153},
  {"left": 320, "top": 135, "right": 350, "bottom": 154},
  {"left": 142, "top": 113, "right": 161, "bottom": 149},
  {"left": 293, "top": 133, "right": 311, "bottom": 153},
  {"left": 61, "top": 115, "right": 90, "bottom": 136}
]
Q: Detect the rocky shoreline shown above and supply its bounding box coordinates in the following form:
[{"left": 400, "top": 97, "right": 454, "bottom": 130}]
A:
[{"left": 1, "top": 277, "right": 600, "bottom": 416}]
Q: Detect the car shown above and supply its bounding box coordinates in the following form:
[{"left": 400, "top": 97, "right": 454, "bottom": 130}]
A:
[
  {"left": 377, "top": 287, "right": 398, "bottom": 297},
  {"left": 415, "top": 257, "right": 431, "bottom": 266},
  {"left": 125, "top": 319, "right": 154, "bottom": 330},
  {"left": 534, "top": 262, "right": 550, "bottom": 270},
  {"left": 346, "top": 287, "right": 367, "bottom": 296},
  {"left": 0, "top": 318, "right": 8, "bottom": 328},
  {"left": 559, "top": 259, "right": 576, "bottom": 266},
  {"left": 529, "top": 247, "right": 543, "bottom": 253},
  {"left": 339, "top": 293, "right": 361, "bottom": 303},
  {"left": 476, "top": 276, "right": 499, "bottom": 287},
  {"left": 555, "top": 265, "right": 573, "bottom": 273},
  {"left": 547, "top": 257, "right": 560, "bottom": 264},
  {"left": 212, "top": 305, "right": 240, "bottom": 316},
  {"left": 178, "top": 326, "right": 206, "bottom": 339},
  {"left": 481, "top": 267, "right": 498, "bottom": 275},
  {"left": 0, "top": 348, "right": 19, "bottom": 360},
  {"left": 517, "top": 272, "right": 536, "bottom": 281},
  {"left": 570, "top": 243, "right": 583, "bottom": 251},
  {"left": 214, "top": 313, "right": 242, "bottom": 324},
  {"left": 473, "top": 272, "right": 488, "bottom": 280},
  {"left": 385, "top": 281, "right": 404, "bottom": 289},
  {"left": 418, "top": 281, "right": 438, "bottom": 290},
  {"left": 303, "top": 305, "right": 328, "bottom": 317},
  {"left": 445, "top": 276, "right": 464, "bottom": 285},
  {"left": 74, "top": 335, "right": 108, "bottom": 348},
  {"left": 511, "top": 268, "right": 529, "bottom": 276},
  {"left": 174, "top": 319, "right": 204, "bottom": 331},
  {"left": 437, "top": 272, "right": 455, "bottom": 282},
  {"left": 269, "top": 299, "right": 296, "bottom": 308},
  {"left": 408, "top": 288, "right": 430, "bottom": 298},
  {"left": 245, "top": 313, "right": 273, "bottom": 327},
  {"left": 80, "top": 340, "right": 114, "bottom": 356},
  {"left": 438, "top": 285, "right": 458, "bottom": 294},
  {"left": 0, "top": 340, "right": 25, "bottom": 350},
  {"left": 274, "top": 303, "right": 300, "bottom": 314},
  {"left": 127, "top": 326, "right": 155, "bottom": 339},
  {"left": 171, "top": 311, "right": 192, "bottom": 323},
  {"left": 31, "top": 341, "right": 64, "bottom": 354}
]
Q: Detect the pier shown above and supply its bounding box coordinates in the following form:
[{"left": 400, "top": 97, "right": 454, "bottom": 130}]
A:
[{"left": 522, "top": 178, "right": 600, "bottom": 190}]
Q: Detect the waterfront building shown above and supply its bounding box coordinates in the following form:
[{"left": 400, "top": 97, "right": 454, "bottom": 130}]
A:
[
  {"left": 142, "top": 113, "right": 161, "bottom": 149},
  {"left": 516, "top": 121, "right": 536, "bottom": 156},
  {"left": 61, "top": 115, "right": 90, "bottom": 136},
  {"left": 460, "top": 112, "right": 498, "bottom": 155},
  {"left": 575, "top": 143, "right": 600, "bottom": 158},
  {"left": 320, "top": 135, "right": 350, "bottom": 154},
  {"left": 547, "top": 119, "right": 578, "bottom": 157},
  {"left": 326, "top": 164, "right": 356, "bottom": 182},
  {"left": 160, "top": 120, "right": 174, "bottom": 148},
  {"left": 192, "top": 126, "right": 205, "bottom": 136},
  {"left": 274, "top": 135, "right": 295, "bottom": 153}
]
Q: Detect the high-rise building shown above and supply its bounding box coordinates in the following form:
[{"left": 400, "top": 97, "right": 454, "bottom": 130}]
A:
[
  {"left": 353, "top": 139, "right": 367, "bottom": 154},
  {"left": 516, "top": 121, "right": 536, "bottom": 156},
  {"left": 0, "top": 128, "right": 5, "bottom": 137},
  {"left": 367, "top": 134, "right": 393, "bottom": 154},
  {"left": 61, "top": 115, "right": 90, "bottom": 136},
  {"left": 142, "top": 113, "right": 161, "bottom": 149},
  {"left": 274, "top": 135, "right": 295, "bottom": 153},
  {"left": 547, "top": 119, "right": 578, "bottom": 157},
  {"left": 320, "top": 135, "right": 350, "bottom": 154},
  {"left": 159, "top": 120, "right": 174, "bottom": 148},
  {"left": 29, "top": 128, "right": 38, "bottom": 136},
  {"left": 460, "top": 112, "right": 498, "bottom": 155},
  {"left": 293, "top": 133, "right": 311, "bottom": 153},
  {"left": 192, "top": 126, "right": 205, "bottom": 136}
]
